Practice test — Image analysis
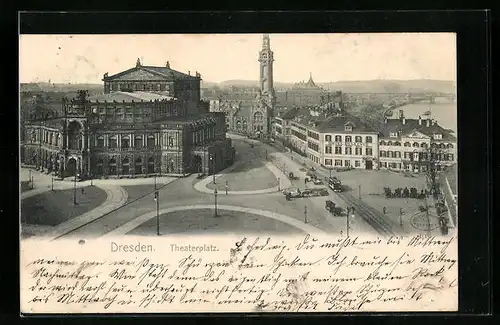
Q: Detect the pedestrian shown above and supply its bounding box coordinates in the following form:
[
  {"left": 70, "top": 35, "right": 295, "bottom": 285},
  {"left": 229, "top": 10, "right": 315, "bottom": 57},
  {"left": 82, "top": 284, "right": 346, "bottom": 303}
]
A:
[
  {"left": 383, "top": 206, "right": 386, "bottom": 214},
  {"left": 81, "top": 187, "right": 84, "bottom": 194}
]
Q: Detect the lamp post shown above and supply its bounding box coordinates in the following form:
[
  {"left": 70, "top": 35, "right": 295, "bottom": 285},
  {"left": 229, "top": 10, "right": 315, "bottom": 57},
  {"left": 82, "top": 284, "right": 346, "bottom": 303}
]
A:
[
  {"left": 346, "top": 208, "right": 350, "bottom": 237},
  {"left": 154, "top": 190, "right": 160, "bottom": 236},
  {"left": 73, "top": 167, "right": 77, "bottom": 205},
  {"left": 358, "top": 184, "right": 361, "bottom": 199},
  {"left": 277, "top": 177, "right": 281, "bottom": 192},
  {"left": 225, "top": 181, "right": 228, "bottom": 195},
  {"left": 214, "top": 188, "right": 218, "bottom": 217},
  {"left": 210, "top": 154, "right": 216, "bottom": 184},
  {"left": 329, "top": 169, "right": 332, "bottom": 179},
  {"left": 51, "top": 177, "right": 54, "bottom": 191},
  {"left": 304, "top": 205, "right": 308, "bottom": 224}
]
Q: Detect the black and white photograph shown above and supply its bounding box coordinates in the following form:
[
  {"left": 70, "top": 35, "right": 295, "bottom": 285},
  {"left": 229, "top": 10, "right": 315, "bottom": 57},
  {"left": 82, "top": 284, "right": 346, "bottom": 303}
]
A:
[{"left": 19, "top": 32, "right": 459, "bottom": 313}]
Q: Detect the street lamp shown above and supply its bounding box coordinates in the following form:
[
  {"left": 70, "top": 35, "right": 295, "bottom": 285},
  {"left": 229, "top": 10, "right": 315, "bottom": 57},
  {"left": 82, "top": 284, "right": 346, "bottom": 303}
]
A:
[
  {"left": 154, "top": 190, "right": 160, "bottom": 236},
  {"left": 73, "top": 167, "right": 77, "bottom": 205},
  {"left": 210, "top": 154, "right": 216, "bottom": 184},
  {"left": 214, "top": 188, "right": 218, "bottom": 217},
  {"left": 277, "top": 177, "right": 281, "bottom": 191}
]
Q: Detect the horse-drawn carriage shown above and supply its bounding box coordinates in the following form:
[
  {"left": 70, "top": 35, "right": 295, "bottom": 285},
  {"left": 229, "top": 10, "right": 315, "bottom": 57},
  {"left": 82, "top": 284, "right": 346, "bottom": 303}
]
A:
[{"left": 325, "top": 200, "right": 344, "bottom": 216}]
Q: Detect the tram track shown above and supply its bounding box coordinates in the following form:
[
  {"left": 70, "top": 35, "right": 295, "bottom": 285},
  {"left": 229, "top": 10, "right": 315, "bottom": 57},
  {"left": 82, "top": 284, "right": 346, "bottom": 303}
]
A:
[{"left": 336, "top": 190, "right": 397, "bottom": 237}]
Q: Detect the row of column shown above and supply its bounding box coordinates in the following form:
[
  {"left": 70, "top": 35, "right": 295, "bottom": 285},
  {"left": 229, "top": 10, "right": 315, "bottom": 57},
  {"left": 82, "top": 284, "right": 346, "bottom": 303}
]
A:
[
  {"left": 97, "top": 133, "right": 160, "bottom": 148},
  {"left": 193, "top": 124, "right": 215, "bottom": 145}
]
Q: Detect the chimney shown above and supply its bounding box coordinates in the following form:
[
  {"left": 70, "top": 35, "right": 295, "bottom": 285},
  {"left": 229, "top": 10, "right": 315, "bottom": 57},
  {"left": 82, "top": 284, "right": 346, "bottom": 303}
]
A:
[
  {"left": 426, "top": 119, "right": 430, "bottom": 127},
  {"left": 188, "top": 71, "right": 191, "bottom": 75},
  {"left": 402, "top": 117, "right": 406, "bottom": 125},
  {"left": 399, "top": 109, "right": 404, "bottom": 119},
  {"left": 418, "top": 115, "right": 422, "bottom": 125},
  {"left": 166, "top": 61, "right": 170, "bottom": 68},
  {"left": 384, "top": 117, "right": 388, "bottom": 124}
]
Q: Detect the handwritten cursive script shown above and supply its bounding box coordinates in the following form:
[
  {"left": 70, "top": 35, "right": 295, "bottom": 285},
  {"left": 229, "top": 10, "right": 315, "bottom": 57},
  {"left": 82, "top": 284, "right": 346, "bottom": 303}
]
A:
[{"left": 21, "top": 235, "right": 458, "bottom": 313}]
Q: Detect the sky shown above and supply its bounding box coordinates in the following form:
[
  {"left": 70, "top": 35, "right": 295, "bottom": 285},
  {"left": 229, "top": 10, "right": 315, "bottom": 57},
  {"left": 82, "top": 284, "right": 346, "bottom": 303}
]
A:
[{"left": 19, "top": 33, "right": 456, "bottom": 84}]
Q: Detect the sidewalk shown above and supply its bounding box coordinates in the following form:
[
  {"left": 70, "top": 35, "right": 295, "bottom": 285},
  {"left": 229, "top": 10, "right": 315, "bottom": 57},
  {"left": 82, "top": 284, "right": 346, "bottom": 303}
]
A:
[
  {"left": 194, "top": 159, "right": 291, "bottom": 195},
  {"left": 20, "top": 167, "right": 175, "bottom": 199}
]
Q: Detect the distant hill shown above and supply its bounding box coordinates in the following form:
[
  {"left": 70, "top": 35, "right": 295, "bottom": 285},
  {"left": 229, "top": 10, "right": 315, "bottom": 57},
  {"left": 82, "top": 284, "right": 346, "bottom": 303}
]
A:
[
  {"left": 210, "top": 79, "right": 456, "bottom": 94},
  {"left": 21, "top": 82, "right": 103, "bottom": 93}
]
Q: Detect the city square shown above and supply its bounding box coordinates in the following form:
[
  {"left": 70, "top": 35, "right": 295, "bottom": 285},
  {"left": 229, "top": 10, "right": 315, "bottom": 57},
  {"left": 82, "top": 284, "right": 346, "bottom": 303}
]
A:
[{"left": 20, "top": 34, "right": 457, "bottom": 241}]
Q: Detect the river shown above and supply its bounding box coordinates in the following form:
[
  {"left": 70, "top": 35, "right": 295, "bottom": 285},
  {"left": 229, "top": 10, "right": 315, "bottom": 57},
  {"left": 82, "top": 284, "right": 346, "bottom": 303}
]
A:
[{"left": 395, "top": 98, "right": 457, "bottom": 134}]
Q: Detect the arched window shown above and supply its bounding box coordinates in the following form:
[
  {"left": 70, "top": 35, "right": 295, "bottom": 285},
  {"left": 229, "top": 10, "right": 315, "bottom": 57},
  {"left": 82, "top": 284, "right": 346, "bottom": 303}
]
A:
[
  {"left": 109, "top": 135, "right": 117, "bottom": 148},
  {"left": 96, "top": 158, "right": 103, "bottom": 175},
  {"left": 68, "top": 121, "right": 83, "bottom": 150},
  {"left": 355, "top": 136, "right": 362, "bottom": 143},
  {"left": 335, "top": 135, "right": 342, "bottom": 142},
  {"left": 122, "top": 157, "right": 130, "bottom": 174},
  {"left": 439, "top": 143, "right": 446, "bottom": 149},
  {"left": 380, "top": 141, "right": 386, "bottom": 146},
  {"left": 404, "top": 142, "right": 411, "bottom": 147},
  {"left": 109, "top": 158, "right": 117, "bottom": 175},
  {"left": 394, "top": 141, "right": 401, "bottom": 146},
  {"left": 121, "top": 135, "right": 130, "bottom": 149},
  {"left": 421, "top": 143, "right": 428, "bottom": 148},
  {"left": 236, "top": 121, "right": 241, "bottom": 130},
  {"left": 345, "top": 136, "right": 352, "bottom": 143},
  {"left": 366, "top": 136, "right": 372, "bottom": 143},
  {"left": 97, "top": 136, "right": 105, "bottom": 148},
  {"left": 380, "top": 150, "right": 386, "bottom": 157},
  {"left": 413, "top": 142, "right": 419, "bottom": 147},
  {"left": 447, "top": 143, "right": 454, "bottom": 149},
  {"left": 135, "top": 135, "right": 143, "bottom": 149},
  {"left": 147, "top": 157, "right": 155, "bottom": 174},
  {"left": 242, "top": 120, "right": 247, "bottom": 130},
  {"left": 135, "top": 157, "right": 143, "bottom": 174},
  {"left": 147, "top": 135, "right": 155, "bottom": 148},
  {"left": 387, "top": 141, "right": 393, "bottom": 146}
]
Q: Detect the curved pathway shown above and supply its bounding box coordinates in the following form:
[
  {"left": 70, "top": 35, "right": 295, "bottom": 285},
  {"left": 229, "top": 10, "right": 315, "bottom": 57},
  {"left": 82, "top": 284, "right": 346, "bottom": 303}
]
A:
[
  {"left": 101, "top": 204, "right": 325, "bottom": 237},
  {"left": 23, "top": 185, "right": 129, "bottom": 241},
  {"left": 194, "top": 160, "right": 292, "bottom": 195}
]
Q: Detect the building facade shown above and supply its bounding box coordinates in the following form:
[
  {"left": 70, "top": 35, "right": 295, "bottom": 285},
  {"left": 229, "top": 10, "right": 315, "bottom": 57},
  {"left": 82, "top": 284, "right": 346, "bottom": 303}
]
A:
[
  {"left": 272, "top": 107, "right": 456, "bottom": 172},
  {"left": 21, "top": 60, "right": 235, "bottom": 179},
  {"left": 275, "top": 74, "right": 344, "bottom": 109},
  {"left": 378, "top": 110, "right": 456, "bottom": 172},
  {"left": 208, "top": 34, "right": 276, "bottom": 136}
]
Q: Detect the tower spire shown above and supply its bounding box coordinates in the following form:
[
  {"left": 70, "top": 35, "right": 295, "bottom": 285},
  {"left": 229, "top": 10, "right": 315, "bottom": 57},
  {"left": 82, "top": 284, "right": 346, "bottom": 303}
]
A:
[{"left": 262, "top": 34, "right": 270, "bottom": 50}]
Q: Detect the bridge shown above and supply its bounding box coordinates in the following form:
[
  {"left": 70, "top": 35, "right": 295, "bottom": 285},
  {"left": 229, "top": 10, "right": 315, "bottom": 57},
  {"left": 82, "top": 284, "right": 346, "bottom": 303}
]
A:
[{"left": 346, "top": 92, "right": 456, "bottom": 103}]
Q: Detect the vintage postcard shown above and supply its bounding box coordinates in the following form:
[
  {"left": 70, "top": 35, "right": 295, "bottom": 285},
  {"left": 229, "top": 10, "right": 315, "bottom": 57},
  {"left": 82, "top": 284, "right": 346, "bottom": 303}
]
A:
[{"left": 19, "top": 33, "right": 458, "bottom": 313}]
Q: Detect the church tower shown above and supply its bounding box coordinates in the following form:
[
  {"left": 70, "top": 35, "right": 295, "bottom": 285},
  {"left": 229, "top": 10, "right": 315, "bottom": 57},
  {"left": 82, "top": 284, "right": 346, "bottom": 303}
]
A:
[{"left": 258, "top": 34, "right": 275, "bottom": 106}]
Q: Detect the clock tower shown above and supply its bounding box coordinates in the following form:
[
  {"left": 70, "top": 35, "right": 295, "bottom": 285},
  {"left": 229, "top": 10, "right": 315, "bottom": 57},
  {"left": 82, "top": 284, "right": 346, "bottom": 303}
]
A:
[{"left": 258, "top": 34, "right": 276, "bottom": 107}]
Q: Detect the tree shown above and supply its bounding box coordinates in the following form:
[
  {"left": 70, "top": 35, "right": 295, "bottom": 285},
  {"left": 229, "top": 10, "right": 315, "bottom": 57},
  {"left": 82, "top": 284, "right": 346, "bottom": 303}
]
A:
[{"left": 422, "top": 144, "right": 447, "bottom": 199}]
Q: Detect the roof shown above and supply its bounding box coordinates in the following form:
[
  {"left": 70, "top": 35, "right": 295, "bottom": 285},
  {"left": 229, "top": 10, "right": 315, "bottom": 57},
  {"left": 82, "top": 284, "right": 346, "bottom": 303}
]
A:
[
  {"left": 380, "top": 118, "right": 456, "bottom": 141},
  {"left": 314, "top": 113, "right": 377, "bottom": 133},
  {"left": 88, "top": 91, "right": 176, "bottom": 102},
  {"left": 103, "top": 63, "right": 200, "bottom": 82}
]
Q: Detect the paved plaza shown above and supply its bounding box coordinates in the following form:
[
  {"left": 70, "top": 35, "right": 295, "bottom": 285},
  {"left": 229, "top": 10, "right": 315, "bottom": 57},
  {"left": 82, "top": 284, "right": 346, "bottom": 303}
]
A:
[
  {"left": 127, "top": 208, "right": 305, "bottom": 236},
  {"left": 20, "top": 135, "right": 453, "bottom": 240}
]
